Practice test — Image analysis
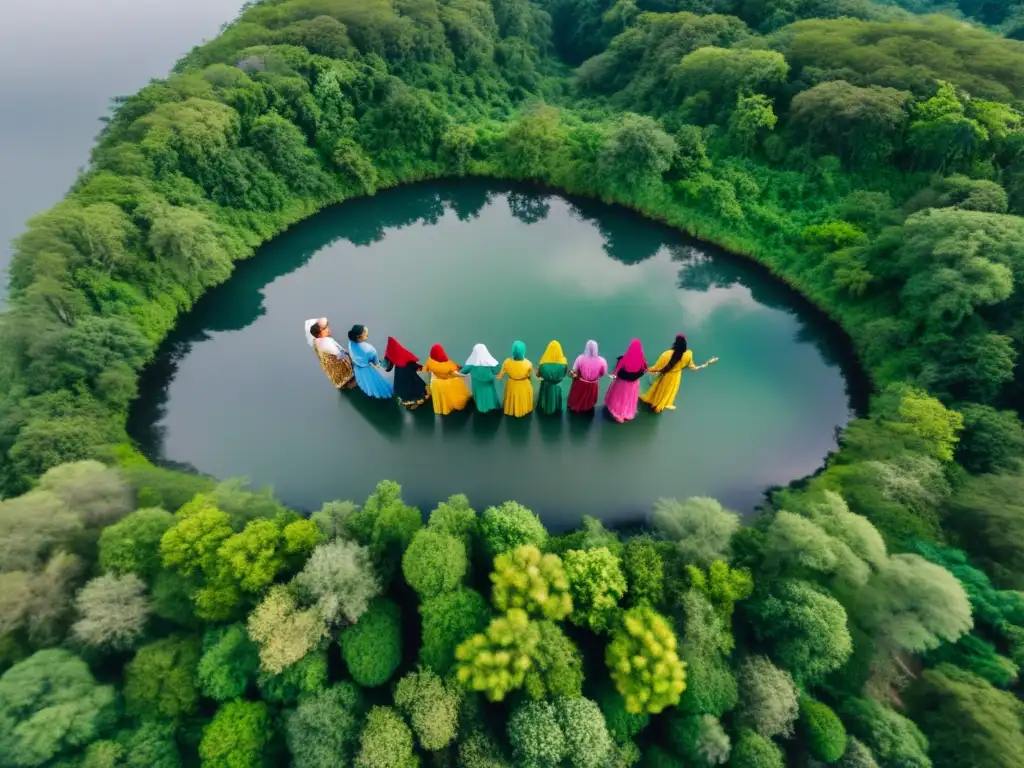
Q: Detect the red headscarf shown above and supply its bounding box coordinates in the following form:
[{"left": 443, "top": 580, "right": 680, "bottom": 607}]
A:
[
  {"left": 616, "top": 338, "right": 647, "bottom": 373},
  {"left": 429, "top": 344, "right": 449, "bottom": 363},
  {"left": 385, "top": 336, "right": 419, "bottom": 367}
]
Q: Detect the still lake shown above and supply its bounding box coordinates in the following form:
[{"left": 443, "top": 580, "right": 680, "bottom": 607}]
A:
[{"left": 129, "top": 181, "right": 864, "bottom": 528}]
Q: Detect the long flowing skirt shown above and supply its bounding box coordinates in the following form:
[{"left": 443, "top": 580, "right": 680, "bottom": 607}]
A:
[
  {"left": 503, "top": 378, "right": 534, "bottom": 418},
  {"left": 431, "top": 376, "right": 472, "bottom": 415},
  {"left": 640, "top": 371, "right": 682, "bottom": 413},
  {"left": 605, "top": 378, "right": 640, "bottom": 423},
  {"left": 472, "top": 380, "right": 501, "bottom": 414},
  {"left": 567, "top": 378, "right": 599, "bottom": 413},
  {"left": 316, "top": 348, "right": 354, "bottom": 389},
  {"left": 394, "top": 366, "right": 429, "bottom": 409},
  {"left": 537, "top": 380, "right": 564, "bottom": 415},
  {"left": 353, "top": 364, "right": 394, "bottom": 399}
]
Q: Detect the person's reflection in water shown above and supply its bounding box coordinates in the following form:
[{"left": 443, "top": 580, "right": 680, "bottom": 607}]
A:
[
  {"left": 470, "top": 410, "right": 503, "bottom": 442},
  {"left": 504, "top": 416, "right": 532, "bottom": 447},
  {"left": 537, "top": 413, "right": 565, "bottom": 445},
  {"left": 568, "top": 409, "right": 595, "bottom": 445},
  {"left": 344, "top": 394, "right": 404, "bottom": 442},
  {"left": 439, "top": 407, "right": 473, "bottom": 436},
  {"left": 596, "top": 409, "right": 663, "bottom": 450},
  {"left": 410, "top": 401, "right": 437, "bottom": 437}
]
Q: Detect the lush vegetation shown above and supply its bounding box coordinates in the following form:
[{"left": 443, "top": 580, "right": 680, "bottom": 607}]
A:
[
  {"left": 0, "top": 465, "right": 998, "bottom": 767},
  {"left": 4, "top": 0, "right": 1024, "bottom": 764}
]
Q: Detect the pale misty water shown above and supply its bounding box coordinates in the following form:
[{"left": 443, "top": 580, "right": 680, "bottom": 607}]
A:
[
  {"left": 130, "top": 181, "right": 864, "bottom": 529},
  {"left": 0, "top": 0, "right": 246, "bottom": 302}
]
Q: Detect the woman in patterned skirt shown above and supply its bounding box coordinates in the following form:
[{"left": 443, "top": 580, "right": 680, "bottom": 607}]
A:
[{"left": 305, "top": 318, "right": 355, "bottom": 389}]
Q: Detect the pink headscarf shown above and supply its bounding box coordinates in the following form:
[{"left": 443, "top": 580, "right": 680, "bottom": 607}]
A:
[
  {"left": 614, "top": 338, "right": 647, "bottom": 374},
  {"left": 573, "top": 340, "right": 607, "bottom": 381}
]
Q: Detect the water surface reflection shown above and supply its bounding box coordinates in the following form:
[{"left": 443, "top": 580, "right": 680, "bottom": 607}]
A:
[{"left": 129, "top": 181, "right": 865, "bottom": 528}]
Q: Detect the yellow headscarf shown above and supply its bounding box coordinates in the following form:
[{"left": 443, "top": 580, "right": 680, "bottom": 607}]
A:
[{"left": 538, "top": 340, "right": 568, "bottom": 366}]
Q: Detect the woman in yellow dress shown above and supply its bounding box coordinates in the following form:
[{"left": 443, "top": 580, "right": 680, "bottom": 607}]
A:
[
  {"left": 496, "top": 340, "right": 535, "bottom": 417},
  {"left": 423, "top": 344, "right": 472, "bottom": 415},
  {"left": 640, "top": 334, "right": 718, "bottom": 413}
]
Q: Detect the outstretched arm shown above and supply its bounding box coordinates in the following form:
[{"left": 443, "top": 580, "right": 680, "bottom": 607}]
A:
[{"left": 690, "top": 356, "right": 719, "bottom": 370}]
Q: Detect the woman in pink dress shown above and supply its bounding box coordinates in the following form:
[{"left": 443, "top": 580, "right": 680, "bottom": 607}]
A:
[
  {"left": 567, "top": 340, "right": 608, "bottom": 414},
  {"left": 604, "top": 338, "right": 648, "bottom": 423}
]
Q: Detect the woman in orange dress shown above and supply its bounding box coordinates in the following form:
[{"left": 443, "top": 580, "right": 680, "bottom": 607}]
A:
[{"left": 423, "top": 344, "right": 472, "bottom": 415}]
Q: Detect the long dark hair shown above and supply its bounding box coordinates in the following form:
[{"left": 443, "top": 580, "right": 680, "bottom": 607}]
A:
[
  {"left": 347, "top": 324, "right": 366, "bottom": 342},
  {"left": 666, "top": 334, "right": 688, "bottom": 371}
]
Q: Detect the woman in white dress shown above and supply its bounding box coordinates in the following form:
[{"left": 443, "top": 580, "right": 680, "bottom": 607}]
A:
[{"left": 305, "top": 318, "right": 355, "bottom": 389}]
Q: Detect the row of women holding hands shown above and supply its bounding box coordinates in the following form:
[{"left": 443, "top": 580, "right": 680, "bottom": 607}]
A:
[{"left": 305, "top": 319, "right": 718, "bottom": 422}]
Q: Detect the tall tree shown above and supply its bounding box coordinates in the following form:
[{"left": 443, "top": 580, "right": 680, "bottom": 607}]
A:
[{"left": 0, "top": 650, "right": 117, "bottom": 767}]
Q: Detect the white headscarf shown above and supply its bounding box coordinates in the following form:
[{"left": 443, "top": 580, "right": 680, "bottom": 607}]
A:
[
  {"left": 305, "top": 318, "right": 346, "bottom": 358},
  {"left": 305, "top": 318, "right": 327, "bottom": 347},
  {"left": 465, "top": 343, "right": 498, "bottom": 367}
]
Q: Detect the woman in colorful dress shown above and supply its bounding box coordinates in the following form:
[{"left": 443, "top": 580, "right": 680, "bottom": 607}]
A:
[
  {"left": 383, "top": 336, "right": 429, "bottom": 410},
  {"left": 567, "top": 340, "right": 607, "bottom": 414},
  {"left": 641, "top": 334, "right": 719, "bottom": 413},
  {"left": 535, "top": 340, "right": 569, "bottom": 415},
  {"left": 496, "top": 340, "right": 534, "bottom": 417},
  {"left": 423, "top": 344, "right": 472, "bottom": 415},
  {"left": 305, "top": 318, "right": 355, "bottom": 389},
  {"left": 347, "top": 325, "right": 394, "bottom": 399},
  {"left": 604, "top": 338, "right": 648, "bottom": 423},
  {"left": 460, "top": 344, "right": 502, "bottom": 414}
]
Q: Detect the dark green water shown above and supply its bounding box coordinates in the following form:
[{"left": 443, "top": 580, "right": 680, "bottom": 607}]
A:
[{"left": 129, "top": 181, "right": 865, "bottom": 528}]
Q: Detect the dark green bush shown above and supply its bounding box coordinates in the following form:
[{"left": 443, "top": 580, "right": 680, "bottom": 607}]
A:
[{"left": 340, "top": 598, "right": 402, "bottom": 687}]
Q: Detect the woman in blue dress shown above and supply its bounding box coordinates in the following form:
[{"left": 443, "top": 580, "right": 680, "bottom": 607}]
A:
[{"left": 347, "top": 324, "right": 394, "bottom": 399}]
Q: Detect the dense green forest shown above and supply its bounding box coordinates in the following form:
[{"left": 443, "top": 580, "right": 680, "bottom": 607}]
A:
[{"left": 4, "top": 0, "right": 1024, "bottom": 765}]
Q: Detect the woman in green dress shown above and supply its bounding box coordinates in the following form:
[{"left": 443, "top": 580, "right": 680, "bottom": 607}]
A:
[
  {"left": 460, "top": 343, "right": 502, "bottom": 414},
  {"left": 535, "top": 340, "right": 569, "bottom": 415}
]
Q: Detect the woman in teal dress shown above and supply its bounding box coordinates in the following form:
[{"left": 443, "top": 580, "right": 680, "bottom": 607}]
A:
[
  {"left": 460, "top": 343, "right": 502, "bottom": 414},
  {"left": 535, "top": 340, "right": 569, "bottom": 415}
]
